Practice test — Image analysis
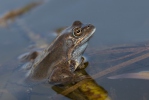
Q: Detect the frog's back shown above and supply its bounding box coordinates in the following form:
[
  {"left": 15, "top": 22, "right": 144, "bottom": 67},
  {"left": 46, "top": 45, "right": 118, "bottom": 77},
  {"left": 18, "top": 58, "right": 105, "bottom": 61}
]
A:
[
  {"left": 28, "top": 35, "right": 68, "bottom": 80},
  {"left": 23, "top": 21, "right": 96, "bottom": 84}
]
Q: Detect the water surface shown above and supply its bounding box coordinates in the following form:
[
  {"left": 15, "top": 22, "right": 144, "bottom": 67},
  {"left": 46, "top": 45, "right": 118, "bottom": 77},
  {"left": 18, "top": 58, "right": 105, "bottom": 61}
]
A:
[{"left": 0, "top": 0, "right": 149, "bottom": 100}]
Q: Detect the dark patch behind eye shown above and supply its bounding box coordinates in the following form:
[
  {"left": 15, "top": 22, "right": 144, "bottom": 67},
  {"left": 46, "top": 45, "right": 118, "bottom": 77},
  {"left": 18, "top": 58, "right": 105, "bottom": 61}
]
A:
[{"left": 72, "top": 21, "right": 82, "bottom": 27}]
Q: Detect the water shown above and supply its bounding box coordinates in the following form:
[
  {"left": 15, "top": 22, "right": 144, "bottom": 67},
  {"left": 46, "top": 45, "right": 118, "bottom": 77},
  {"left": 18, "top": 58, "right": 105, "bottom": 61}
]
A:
[{"left": 0, "top": 0, "right": 149, "bottom": 100}]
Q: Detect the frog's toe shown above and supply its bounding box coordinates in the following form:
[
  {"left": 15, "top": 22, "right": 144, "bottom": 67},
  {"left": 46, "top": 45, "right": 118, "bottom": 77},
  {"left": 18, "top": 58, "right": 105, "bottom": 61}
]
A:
[{"left": 77, "top": 61, "right": 88, "bottom": 70}]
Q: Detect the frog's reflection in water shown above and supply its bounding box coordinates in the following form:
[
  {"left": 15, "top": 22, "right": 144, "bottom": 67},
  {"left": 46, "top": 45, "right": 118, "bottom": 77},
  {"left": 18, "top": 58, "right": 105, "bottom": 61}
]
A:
[{"left": 51, "top": 62, "right": 110, "bottom": 100}]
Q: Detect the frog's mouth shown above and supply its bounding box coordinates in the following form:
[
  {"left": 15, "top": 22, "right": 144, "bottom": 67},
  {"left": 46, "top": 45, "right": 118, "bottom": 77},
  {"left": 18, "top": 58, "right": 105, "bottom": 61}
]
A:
[{"left": 80, "top": 28, "right": 96, "bottom": 45}]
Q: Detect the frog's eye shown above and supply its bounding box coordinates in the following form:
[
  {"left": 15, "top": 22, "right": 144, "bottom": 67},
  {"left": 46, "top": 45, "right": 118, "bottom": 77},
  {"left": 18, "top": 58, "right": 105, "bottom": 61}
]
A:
[{"left": 73, "top": 27, "right": 82, "bottom": 37}]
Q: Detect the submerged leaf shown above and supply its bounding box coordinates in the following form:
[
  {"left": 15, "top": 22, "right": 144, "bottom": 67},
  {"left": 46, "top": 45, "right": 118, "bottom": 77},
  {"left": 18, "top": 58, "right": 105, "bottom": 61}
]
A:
[{"left": 53, "top": 68, "right": 111, "bottom": 100}]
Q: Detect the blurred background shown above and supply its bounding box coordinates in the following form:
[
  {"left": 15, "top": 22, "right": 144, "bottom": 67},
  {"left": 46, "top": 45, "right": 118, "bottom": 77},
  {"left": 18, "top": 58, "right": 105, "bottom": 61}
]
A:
[
  {"left": 0, "top": 0, "right": 149, "bottom": 100},
  {"left": 1, "top": 0, "right": 149, "bottom": 63}
]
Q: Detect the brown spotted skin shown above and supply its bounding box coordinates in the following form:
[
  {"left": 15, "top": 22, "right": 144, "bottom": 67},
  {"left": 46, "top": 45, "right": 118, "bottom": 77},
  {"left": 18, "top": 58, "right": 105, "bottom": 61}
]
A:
[{"left": 27, "top": 21, "right": 96, "bottom": 84}]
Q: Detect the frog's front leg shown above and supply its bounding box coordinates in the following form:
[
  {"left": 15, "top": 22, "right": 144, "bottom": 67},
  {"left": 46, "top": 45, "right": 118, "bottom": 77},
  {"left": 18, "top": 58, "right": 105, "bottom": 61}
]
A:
[
  {"left": 68, "top": 57, "right": 87, "bottom": 73},
  {"left": 77, "top": 57, "right": 88, "bottom": 70}
]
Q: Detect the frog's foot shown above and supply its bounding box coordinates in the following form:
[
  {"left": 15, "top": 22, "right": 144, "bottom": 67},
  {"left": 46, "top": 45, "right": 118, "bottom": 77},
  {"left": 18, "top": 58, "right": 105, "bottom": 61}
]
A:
[
  {"left": 48, "top": 68, "right": 90, "bottom": 85},
  {"left": 18, "top": 50, "right": 41, "bottom": 62},
  {"left": 48, "top": 68, "right": 73, "bottom": 84},
  {"left": 48, "top": 68, "right": 83, "bottom": 84},
  {"left": 77, "top": 57, "right": 88, "bottom": 70}
]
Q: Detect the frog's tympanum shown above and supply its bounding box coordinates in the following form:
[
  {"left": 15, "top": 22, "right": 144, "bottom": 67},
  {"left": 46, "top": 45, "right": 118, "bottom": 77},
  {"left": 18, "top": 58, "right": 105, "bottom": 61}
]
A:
[{"left": 25, "top": 21, "right": 96, "bottom": 84}]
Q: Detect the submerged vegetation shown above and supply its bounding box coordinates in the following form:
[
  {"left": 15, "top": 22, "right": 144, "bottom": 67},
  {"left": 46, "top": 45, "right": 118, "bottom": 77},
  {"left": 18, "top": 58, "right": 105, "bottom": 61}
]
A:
[{"left": 0, "top": 1, "right": 44, "bottom": 27}]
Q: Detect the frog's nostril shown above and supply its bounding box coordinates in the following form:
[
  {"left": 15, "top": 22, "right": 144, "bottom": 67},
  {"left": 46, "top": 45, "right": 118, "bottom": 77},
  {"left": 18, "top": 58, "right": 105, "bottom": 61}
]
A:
[{"left": 87, "top": 24, "right": 91, "bottom": 28}]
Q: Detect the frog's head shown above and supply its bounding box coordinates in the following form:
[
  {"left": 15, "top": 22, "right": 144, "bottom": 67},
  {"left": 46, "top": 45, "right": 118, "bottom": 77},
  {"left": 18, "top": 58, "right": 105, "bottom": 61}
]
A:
[{"left": 57, "top": 21, "right": 95, "bottom": 67}]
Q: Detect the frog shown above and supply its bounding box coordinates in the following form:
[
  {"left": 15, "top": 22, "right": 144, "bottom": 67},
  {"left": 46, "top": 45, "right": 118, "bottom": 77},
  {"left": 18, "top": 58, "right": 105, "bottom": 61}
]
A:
[{"left": 21, "top": 21, "right": 96, "bottom": 84}]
